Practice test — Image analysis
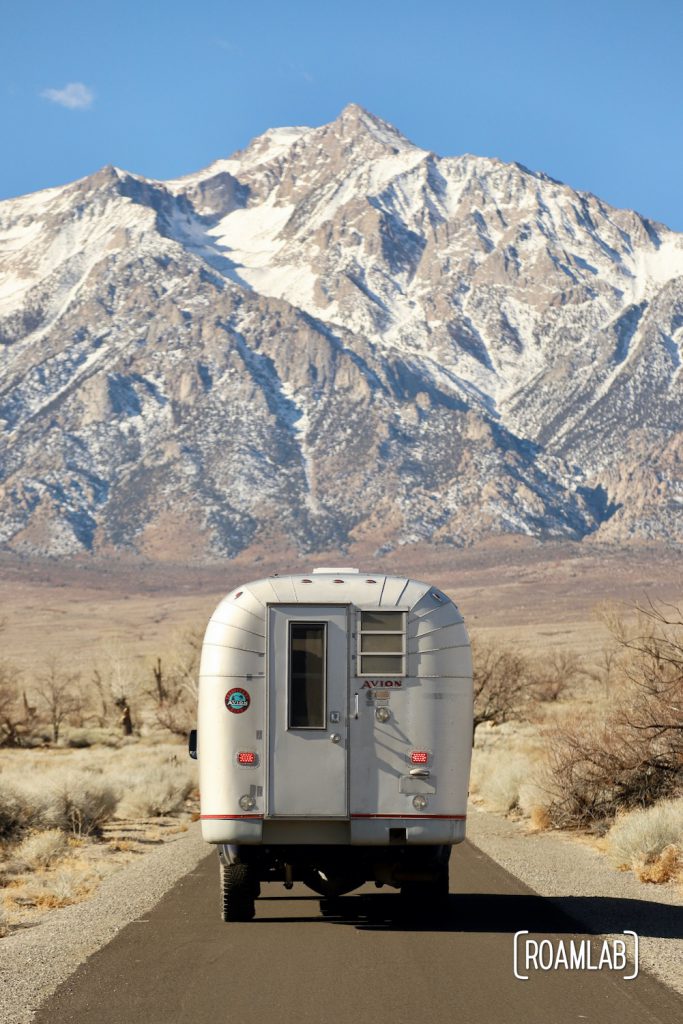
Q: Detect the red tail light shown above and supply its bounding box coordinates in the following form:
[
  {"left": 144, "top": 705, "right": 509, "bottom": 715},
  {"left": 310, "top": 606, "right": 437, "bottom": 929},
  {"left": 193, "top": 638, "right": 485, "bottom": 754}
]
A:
[
  {"left": 237, "top": 751, "right": 257, "bottom": 765},
  {"left": 411, "top": 751, "right": 429, "bottom": 764}
]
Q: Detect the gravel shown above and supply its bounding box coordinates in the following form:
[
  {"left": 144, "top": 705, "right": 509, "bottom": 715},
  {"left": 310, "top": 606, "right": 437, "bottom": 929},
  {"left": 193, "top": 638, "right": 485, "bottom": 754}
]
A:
[
  {"left": 1, "top": 809, "right": 680, "bottom": 1022},
  {"left": 466, "top": 803, "right": 682, "bottom": 995},
  {"left": 0, "top": 824, "right": 210, "bottom": 1024}
]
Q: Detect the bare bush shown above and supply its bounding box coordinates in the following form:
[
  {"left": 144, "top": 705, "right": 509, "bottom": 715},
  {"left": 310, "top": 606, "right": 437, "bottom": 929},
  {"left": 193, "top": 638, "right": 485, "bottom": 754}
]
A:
[
  {"left": 543, "top": 603, "right": 683, "bottom": 829},
  {"left": 33, "top": 658, "right": 81, "bottom": 743},
  {"left": 583, "top": 642, "right": 621, "bottom": 697},
  {"left": 529, "top": 651, "right": 584, "bottom": 703},
  {"left": 0, "top": 662, "right": 23, "bottom": 746},
  {"left": 472, "top": 639, "right": 530, "bottom": 736},
  {"left": 152, "top": 630, "right": 200, "bottom": 737},
  {"left": 90, "top": 645, "right": 143, "bottom": 736}
]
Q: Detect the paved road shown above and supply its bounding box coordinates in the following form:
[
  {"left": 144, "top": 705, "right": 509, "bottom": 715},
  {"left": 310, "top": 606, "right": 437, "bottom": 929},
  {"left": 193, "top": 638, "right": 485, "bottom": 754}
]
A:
[{"left": 34, "top": 842, "right": 680, "bottom": 1024}]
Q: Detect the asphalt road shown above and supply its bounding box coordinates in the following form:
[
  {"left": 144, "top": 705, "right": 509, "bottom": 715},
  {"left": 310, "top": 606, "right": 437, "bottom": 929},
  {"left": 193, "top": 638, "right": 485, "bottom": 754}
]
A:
[{"left": 33, "top": 842, "right": 681, "bottom": 1024}]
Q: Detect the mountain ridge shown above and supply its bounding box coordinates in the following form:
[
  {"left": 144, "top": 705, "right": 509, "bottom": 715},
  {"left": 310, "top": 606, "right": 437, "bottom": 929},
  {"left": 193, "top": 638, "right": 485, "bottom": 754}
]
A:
[{"left": 0, "top": 105, "right": 681, "bottom": 559}]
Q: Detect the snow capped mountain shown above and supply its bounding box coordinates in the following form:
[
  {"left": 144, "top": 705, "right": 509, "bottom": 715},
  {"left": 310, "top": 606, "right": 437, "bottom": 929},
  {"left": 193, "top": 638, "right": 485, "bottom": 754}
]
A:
[{"left": 0, "top": 103, "right": 681, "bottom": 559}]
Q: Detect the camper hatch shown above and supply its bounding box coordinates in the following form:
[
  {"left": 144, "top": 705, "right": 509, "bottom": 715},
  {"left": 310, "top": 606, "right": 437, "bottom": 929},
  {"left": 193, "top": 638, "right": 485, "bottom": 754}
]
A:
[{"left": 193, "top": 568, "right": 473, "bottom": 920}]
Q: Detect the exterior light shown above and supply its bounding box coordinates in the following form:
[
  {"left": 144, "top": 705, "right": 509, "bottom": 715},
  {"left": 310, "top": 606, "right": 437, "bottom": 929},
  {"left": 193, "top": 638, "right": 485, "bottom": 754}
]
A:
[
  {"left": 375, "top": 706, "right": 391, "bottom": 723},
  {"left": 239, "top": 794, "right": 256, "bottom": 811},
  {"left": 412, "top": 795, "right": 429, "bottom": 810}
]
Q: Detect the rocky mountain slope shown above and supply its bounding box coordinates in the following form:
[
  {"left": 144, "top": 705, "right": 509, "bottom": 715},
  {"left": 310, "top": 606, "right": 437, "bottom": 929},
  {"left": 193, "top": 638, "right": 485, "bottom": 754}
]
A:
[{"left": 0, "top": 104, "right": 681, "bottom": 559}]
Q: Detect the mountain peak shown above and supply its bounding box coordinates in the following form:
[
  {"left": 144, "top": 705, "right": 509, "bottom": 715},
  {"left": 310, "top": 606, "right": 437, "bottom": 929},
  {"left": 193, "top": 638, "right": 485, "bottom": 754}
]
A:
[{"left": 332, "top": 103, "right": 416, "bottom": 150}]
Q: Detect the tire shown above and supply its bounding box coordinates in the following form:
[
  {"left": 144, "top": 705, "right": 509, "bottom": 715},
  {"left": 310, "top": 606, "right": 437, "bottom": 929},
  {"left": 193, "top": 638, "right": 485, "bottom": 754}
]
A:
[{"left": 220, "top": 861, "right": 256, "bottom": 922}]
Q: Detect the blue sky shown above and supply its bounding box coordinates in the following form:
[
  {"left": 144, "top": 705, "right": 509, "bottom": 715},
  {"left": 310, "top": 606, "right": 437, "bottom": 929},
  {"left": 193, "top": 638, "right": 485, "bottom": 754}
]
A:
[{"left": 3, "top": 0, "right": 683, "bottom": 228}]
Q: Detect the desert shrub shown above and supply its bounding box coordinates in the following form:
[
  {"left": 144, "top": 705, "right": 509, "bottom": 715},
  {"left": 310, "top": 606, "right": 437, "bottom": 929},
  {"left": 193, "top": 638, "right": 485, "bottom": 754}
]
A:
[
  {"left": 0, "top": 780, "right": 49, "bottom": 840},
  {"left": 0, "top": 904, "right": 8, "bottom": 938},
  {"left": 22, "top": 867, "right": 94, "bottom": 909},
  {"left": 0, "top": 663, "right": 22, "bottom": 747},
  {"left": 605, "top": 798, "right": 683, "bottom": 877},
  {"left": 542, "top": 716, "right": 681, "bottom": 829},
  {"left": 529, "top": 651, "right": 584, "bottom": 703},
  {"left": 32, "top": 659, "right": 81, "bottom": 744},
  {"left": 13, "top": 829, "right": 68, "bottom": 869},
  {"left": 631, "top": 845, "right": 680, "bottom": 883},
  {"left": 518, "top": 778, "right": 552, "bottom": 821},
  {"left": 470, "top": 748, "right": 536, "bottom": 813},
  {"left": 543, "top": 604, "right": 683, "bottom": 829},
  {"left": 472, "top": 639, "right": 531, "bottom": 735},
  {"left": 115, "top": 766, "right": 194, "bottom": 818},
  {"left": 480, "top": 756, "right": 533, "bottom": 813},
  {"left": 1, "top": 772, "right": 116, "bottom": 839},
  {"left": 44, "top": 772, "right": 118, "bottom": 836},
  {"left": 150, "top": 631, "right": 200, "bottom": 737},
  {"left": 65, "top": 727, "right": 121, "bottom": 749},
  {"left": 0, "top": 783, "right": 26, "bottom": 839}
]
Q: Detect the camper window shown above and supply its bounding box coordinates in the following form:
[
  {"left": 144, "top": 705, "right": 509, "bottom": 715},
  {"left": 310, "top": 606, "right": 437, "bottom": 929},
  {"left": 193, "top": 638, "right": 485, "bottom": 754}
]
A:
[
  {"left": 289, "top": 622, "right": 327, "bottom": 729},
  {"left": 358, "top": 611, "right": 405, "bottom": 676}
]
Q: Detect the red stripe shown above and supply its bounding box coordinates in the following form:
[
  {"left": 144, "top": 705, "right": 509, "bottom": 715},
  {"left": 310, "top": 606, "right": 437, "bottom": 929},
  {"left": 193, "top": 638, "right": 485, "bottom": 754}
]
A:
[
  {"left": 351, "top": 814, "right": 466, "bottom": 820},
  {"left": 200, "top": 814, "right": 264, "bottom": 820},
  {"left": 201, "top": 813, "right": 465, "bottom": 821}
]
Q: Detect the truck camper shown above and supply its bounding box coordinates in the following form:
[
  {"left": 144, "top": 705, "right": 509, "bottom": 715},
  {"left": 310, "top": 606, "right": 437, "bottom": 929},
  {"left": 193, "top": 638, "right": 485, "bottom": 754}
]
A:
[{"left": 193, "top": 568, "right": 473, "bottom": 921}]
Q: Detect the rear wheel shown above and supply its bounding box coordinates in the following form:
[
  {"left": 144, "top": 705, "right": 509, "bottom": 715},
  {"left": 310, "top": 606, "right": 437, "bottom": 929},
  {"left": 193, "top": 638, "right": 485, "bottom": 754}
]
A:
[{"left": 220, "top": 861, "right": 256, "bottom": 922}]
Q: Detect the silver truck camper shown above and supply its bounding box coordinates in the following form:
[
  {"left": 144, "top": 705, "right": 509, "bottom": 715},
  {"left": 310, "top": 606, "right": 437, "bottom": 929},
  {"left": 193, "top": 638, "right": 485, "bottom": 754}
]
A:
[{"left": 192, "top": 568, "right": 473, "bottom": 920}]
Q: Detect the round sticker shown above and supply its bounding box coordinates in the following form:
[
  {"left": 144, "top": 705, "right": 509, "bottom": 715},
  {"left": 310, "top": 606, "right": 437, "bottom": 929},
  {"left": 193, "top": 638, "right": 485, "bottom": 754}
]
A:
[{"left": 225, "top": 687, "right": 250, "bottom": 714}]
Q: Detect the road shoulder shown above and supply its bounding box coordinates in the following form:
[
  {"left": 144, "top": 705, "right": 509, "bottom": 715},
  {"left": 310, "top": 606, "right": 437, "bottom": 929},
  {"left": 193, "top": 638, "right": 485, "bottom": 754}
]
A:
[
  {"left": 0, "top": 824, "right": 211, "bottom": 1024},
  {"left": 465, "top": 803, "right": 682, "bottom": 996}
]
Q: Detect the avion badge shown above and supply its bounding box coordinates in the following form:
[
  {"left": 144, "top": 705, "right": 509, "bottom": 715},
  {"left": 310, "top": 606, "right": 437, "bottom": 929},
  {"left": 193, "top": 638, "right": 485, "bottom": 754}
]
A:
[{"left": 225, "top": 688, "right": 250, "bottom": 714}]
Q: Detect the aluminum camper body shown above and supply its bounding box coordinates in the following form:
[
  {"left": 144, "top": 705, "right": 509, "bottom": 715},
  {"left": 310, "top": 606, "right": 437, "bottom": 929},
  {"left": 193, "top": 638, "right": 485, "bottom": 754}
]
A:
[{"left": 195, "top": 568, "right": 473, "bottom": 918}]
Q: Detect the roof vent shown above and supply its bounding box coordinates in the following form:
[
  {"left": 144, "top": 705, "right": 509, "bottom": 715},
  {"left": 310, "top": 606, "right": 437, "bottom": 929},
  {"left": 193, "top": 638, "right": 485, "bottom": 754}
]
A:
[{"left": 312, "top": 567, "right": 360, "bottom": 574}]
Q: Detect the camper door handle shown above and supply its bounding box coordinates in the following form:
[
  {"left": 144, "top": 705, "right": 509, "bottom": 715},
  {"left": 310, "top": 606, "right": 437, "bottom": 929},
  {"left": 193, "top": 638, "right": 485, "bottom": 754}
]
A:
[{"left": 353, "top": 692, "right": 359, "bottom": 719}]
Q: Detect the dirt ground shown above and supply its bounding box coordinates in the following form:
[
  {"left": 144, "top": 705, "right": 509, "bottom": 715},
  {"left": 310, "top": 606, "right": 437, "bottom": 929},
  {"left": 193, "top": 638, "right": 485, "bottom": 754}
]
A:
[{"left": 0, "top": 538, "right": 680, "bottom": 672}]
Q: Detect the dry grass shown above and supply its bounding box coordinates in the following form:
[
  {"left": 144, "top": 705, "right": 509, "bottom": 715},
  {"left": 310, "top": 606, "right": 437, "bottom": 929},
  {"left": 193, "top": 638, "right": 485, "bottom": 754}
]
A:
[
  {"left": 0, "top": 772, "right": 118, "bottom": 839},
  {"left": 0, "top": 738, "right": 198, "bottom": 935},
  {"left": 471, "top": 752, "right": 534, "bottom": 813},
  {"left": 13, "top": 829, "right": 68, "bottom": 870},
  {"left": 632, "top": 845, "right": 680, "bottom": 884},
  {"left": 528, "top": 805, "right": 551, "bottom": 831},
  {"left": 605, "top": 798, "right": 683, "bottom": 882},
  {"left": 470, "top": 722, "right": 548, "bottom": 816},
  {"left": 114, "top": 766, "right": 194, "bottom": 819},
  {"left": 20, "top": 865, "right": 100, "bottom": 909}
]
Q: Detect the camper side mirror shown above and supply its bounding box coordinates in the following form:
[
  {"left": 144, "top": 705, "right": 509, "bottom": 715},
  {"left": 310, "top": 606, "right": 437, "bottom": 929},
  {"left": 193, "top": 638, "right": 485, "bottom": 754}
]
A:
[{"left": 188, "top": 729, "right": 198, "bottom": 760}]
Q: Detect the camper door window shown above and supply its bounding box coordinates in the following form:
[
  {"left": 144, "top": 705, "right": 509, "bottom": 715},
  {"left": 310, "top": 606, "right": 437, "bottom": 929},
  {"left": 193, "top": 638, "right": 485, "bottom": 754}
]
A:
[
  {"left": 289, "top": 622, "right": 327, "bottom": 729},
  {"left": 358, "top": 611, "right": 405, "bottom": 676}
]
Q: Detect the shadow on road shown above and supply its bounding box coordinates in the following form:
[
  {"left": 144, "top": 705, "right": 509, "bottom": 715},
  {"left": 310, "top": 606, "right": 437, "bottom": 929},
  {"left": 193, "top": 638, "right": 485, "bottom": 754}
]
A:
[{"left": 252, "top": 892, "right": 682, "bottom": 937}]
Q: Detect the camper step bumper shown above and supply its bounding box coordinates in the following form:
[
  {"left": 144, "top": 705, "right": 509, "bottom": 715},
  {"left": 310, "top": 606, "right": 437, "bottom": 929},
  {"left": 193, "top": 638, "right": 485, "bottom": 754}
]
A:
[{"left": 201, "top": 815, "right": 466, "bottom": 846}]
